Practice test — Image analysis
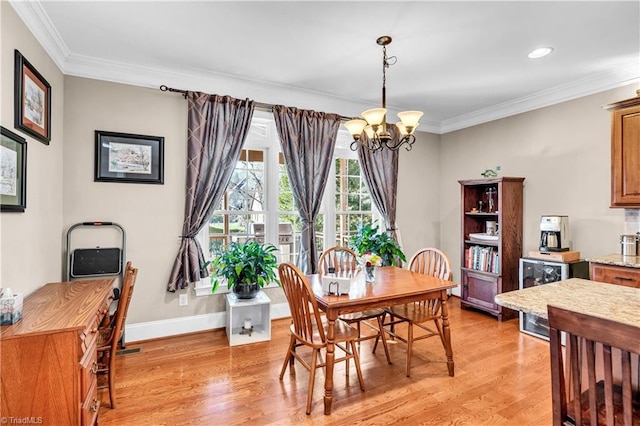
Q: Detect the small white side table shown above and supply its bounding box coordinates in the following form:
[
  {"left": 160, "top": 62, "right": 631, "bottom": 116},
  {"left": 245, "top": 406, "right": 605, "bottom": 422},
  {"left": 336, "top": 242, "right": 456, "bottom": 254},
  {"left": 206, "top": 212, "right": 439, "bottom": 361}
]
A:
[{"left": 225, "top": 291, "right": 271, "bottom": 346}]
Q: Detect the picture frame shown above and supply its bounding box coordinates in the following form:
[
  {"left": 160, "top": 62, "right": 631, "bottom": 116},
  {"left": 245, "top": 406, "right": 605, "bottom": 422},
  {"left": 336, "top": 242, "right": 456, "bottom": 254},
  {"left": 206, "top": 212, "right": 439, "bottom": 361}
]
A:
[
  {"left": 95, "top": 130, "right": 164, "bottom": 184},
  {"left": 14, "top": 50, "right": 51, "bottom": 145},
  {"left": 1, "top": 126, "right": 27, "bottom": 212}
]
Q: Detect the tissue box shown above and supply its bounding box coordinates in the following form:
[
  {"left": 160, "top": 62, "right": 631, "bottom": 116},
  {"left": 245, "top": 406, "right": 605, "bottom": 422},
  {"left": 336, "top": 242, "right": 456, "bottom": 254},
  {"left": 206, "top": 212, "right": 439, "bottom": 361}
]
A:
[
  {"left": 321, "top": 274, "right": 353, "bottom": 295},
  {"left": 0, "top": 293, "right": 24, "bottom": 325}
]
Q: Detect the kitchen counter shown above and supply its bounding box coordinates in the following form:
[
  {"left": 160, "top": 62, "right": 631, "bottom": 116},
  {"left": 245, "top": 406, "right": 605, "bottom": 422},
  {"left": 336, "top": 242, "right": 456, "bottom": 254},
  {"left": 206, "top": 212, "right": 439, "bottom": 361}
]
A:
[
  {"left": 586, "top": 253, "right": 640, "bottom": 268},
  {"left": 494, "top": 278, "right": 640, "bottom": 326}
]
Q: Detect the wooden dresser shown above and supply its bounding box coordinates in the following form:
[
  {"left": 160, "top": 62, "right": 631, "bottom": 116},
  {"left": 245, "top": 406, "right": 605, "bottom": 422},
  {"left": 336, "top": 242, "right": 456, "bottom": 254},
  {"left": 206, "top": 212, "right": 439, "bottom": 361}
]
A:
[{"left": 1, "top": 279, "right": 114, "bottom": 425}]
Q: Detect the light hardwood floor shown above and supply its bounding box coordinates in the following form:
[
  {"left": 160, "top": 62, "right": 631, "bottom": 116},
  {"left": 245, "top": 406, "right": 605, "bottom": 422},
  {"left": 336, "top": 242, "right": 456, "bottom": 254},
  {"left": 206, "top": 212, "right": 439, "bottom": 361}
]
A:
[{"left": 98, "top": 297, "right": 552, "bottom": 425}]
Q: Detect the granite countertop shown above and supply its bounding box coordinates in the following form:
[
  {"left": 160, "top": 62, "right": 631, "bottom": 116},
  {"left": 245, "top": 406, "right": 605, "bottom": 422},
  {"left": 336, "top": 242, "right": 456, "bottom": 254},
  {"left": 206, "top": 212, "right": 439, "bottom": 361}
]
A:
[
  {"left": 494, "top": 278, "right": 640, "bottom": 327},
  {"left": 586, "top": 253, "right": 640, "bottom": 268}
]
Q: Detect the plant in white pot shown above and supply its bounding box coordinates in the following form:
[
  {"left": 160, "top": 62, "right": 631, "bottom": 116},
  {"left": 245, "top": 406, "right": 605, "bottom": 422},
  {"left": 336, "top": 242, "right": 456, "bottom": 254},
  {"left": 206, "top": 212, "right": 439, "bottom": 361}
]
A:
[{"left": 209, "top": 240, "right": 280, "bottom": 299}]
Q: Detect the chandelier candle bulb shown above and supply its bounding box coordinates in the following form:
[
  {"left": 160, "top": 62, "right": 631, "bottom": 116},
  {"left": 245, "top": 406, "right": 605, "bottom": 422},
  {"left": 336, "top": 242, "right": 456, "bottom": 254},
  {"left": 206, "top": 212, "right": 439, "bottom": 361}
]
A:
[
  {"left": 344, "top": 119, "right": 367, "bottom": 136},
  {"left": 362, "top": 108, "right": 386, "bottom": 126},
  {"left": 397, "top": 111, "right": 423, "bottom": 128}
]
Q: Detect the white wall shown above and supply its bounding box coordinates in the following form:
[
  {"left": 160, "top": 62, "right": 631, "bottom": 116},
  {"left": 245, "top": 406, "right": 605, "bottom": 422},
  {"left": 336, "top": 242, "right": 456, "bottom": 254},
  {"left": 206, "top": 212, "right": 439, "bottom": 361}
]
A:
[
  {"left": 439, "top": 85, "right": 637, "bottom": 295},
  {"left": 1, "top": 3, "right": 65, "bottom": 295}
]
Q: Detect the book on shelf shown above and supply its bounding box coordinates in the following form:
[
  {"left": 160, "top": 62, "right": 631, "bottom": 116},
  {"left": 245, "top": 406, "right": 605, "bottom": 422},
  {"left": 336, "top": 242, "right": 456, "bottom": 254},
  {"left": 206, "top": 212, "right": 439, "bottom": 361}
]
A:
[{"left": 465, "top": 245, "right": 499, "bottom": 273}]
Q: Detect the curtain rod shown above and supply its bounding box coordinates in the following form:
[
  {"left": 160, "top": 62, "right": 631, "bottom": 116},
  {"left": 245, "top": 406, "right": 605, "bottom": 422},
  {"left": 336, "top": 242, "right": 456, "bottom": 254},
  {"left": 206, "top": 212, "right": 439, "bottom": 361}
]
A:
[{"left": 159, "top": 85, "right": 352, "bottom": 121}]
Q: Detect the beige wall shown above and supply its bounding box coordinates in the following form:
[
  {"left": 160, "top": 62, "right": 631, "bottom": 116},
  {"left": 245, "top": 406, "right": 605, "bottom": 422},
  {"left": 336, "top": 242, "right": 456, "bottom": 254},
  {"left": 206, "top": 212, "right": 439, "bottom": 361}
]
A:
[
  {"left": 61, "top": 76, "right": 213, "bottom": 323},
  {"left": 397, "top": 131, "right": 441, "bottom": 259},
  {"left": 439, "top": 85, "right": 636, "bottom": 295},
  {"left": 1, "top": 3, "right": 65, "bottom": 295}
]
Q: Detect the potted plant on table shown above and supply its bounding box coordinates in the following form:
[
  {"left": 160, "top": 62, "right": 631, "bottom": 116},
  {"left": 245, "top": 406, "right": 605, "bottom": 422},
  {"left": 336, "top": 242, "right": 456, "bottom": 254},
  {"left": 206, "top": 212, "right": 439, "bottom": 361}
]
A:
[
  {"left": 348, "top": 223, "right": 406, "bottom": 267},
  {"left": 208, "top": 240, "right": 280, "bottom": 299}
]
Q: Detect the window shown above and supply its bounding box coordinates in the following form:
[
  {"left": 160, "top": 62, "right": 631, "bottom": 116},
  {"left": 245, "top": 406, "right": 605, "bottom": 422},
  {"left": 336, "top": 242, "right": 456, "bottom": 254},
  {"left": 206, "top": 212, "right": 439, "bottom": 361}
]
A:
[
  {"left": 333, "top": 158, "right": 374, "bottom": 247},
  {"left": 208, "top": 149, "right": 265, "bottom": 253},
  {"left": 195, "top": 112, "right": 378, "bottom": 296}
]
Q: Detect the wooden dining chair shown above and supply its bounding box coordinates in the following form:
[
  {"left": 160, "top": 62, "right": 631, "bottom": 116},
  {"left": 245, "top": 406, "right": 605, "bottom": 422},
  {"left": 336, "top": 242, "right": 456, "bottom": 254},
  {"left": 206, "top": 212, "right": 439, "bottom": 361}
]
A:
[
  {"left": 547, "top": 305, "right": 640, "bottom": 425},
  {"left": 278, "top": 262, "right": 365, "bottom": 415},
  {"left": 318, "top": 246, "right": 391, "bottom": 364},
  {"left": 383, "top": 247, "right": 452, "bottom": 377},
  {"left": 97, "top": 261, "right": 138, "bottom": 408}
]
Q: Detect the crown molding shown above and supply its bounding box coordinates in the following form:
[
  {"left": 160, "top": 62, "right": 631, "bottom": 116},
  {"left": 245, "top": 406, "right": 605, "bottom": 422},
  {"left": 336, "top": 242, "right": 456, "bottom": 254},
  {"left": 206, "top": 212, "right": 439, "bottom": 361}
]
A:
[
  {"left": 9, "top": 0, "right": 69, "bottom": 72},
  {"left": 439, "top": 63, "right": 640, "bottom": 134}
]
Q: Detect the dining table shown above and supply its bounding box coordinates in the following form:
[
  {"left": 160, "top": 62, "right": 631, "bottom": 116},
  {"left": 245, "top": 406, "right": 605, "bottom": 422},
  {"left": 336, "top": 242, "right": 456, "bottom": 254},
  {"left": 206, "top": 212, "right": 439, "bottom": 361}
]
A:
[{"left": 309, "top": 266, "right": 458, "bottom": 415}]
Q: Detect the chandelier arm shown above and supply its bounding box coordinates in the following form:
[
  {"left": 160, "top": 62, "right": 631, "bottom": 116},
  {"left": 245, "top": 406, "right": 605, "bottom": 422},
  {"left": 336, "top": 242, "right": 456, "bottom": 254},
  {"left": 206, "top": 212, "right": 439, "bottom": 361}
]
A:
[{"left": 380, "top": 134, "right": 414, "bottom": 151}]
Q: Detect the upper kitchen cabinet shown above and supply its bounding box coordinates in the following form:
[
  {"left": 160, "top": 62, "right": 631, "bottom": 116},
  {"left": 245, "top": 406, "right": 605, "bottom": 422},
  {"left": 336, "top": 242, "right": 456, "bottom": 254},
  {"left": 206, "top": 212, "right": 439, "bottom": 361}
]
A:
[{"left": 604, "top": 91, "right": 640, "bottom": 208}]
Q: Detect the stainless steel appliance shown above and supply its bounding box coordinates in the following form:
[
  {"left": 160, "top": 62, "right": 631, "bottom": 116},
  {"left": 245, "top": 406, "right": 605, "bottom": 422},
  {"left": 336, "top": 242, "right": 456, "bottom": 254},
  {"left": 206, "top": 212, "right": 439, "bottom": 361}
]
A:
[
  {"left": 620, "top": 233, "right": 639, "bottom": 257},
  {"left": 519, "top": 257, "right": 589, "bottom": 340},
  {"left": 539, "top": 215, "right": 570, "bottom": 252}
]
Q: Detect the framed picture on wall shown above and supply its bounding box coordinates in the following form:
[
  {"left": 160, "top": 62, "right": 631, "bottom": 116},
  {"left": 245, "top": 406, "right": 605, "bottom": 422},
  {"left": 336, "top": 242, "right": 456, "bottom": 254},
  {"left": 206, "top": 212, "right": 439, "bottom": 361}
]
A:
[
  {"left": 1, "top": 126, "right": 27, "bottom": 212},
  {"left": 95, "top": 130, "right": 164, "bottom": 184},
  {"left": 14, "top": 50, "right": 51, "bottom": 145}
]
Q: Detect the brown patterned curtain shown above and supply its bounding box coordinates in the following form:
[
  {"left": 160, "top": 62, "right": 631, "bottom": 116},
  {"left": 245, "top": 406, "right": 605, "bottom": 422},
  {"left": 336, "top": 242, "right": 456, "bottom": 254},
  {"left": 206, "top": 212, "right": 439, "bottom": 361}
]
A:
[
  {"left": 273, "top": 105, "right": 341, "bottom": 274},
  {"left": 357, "top": 125, "right": 401, "bottom": 244},
  {"left": 167, "top": 92, "right": 255, "bottom": 292}
]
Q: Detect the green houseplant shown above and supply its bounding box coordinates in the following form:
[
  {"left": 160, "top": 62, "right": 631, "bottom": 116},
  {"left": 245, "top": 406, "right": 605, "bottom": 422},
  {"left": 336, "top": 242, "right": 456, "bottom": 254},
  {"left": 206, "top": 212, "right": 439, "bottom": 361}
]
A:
[
  {"left": 209, "top": 240, "right": 280, "bottom": 299},
  {"left": 348, "top": 223, "right": 406, "bottom": 266}
]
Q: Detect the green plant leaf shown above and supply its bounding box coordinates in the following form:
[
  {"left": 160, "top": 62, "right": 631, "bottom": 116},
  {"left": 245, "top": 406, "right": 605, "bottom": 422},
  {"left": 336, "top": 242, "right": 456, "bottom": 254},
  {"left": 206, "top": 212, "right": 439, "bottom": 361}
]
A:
[
  {"left": 348, "top": 223, "right": 406, "bottom": 266},
  {"left": 209, "top": 239, "right": 280, "bottom": 293}
]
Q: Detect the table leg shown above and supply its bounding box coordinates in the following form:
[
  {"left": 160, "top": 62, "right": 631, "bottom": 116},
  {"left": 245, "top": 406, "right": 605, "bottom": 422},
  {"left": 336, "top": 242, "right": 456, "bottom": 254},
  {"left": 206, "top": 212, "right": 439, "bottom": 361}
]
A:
[
  {"left": 324, "top": 311, "right": 336, "bottom": 415},
  {"left": 440, "top": 292, "right": 455, "bottom": 376}
]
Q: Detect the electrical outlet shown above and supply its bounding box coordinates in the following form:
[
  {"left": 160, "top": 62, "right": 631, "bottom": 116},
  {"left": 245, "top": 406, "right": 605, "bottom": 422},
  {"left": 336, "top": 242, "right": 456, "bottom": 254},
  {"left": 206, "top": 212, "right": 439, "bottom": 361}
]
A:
[{"left": 179, "top": 293, "right": 188, "bottom": 306}]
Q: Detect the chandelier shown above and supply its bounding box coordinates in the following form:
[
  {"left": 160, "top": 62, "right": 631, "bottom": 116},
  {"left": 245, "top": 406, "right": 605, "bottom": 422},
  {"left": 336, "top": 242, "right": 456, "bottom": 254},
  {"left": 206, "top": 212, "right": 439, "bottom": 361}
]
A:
[{"left": 346, "top": 36, "right": 423, "bottom": 152}]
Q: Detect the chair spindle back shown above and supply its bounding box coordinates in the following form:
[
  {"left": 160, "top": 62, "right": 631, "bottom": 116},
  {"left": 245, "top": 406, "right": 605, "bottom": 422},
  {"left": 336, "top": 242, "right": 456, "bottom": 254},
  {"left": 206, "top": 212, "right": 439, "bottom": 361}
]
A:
[
  {"left": 548, "top": 305, "right": 640, "bottom": 426},
  {"left": 279, "top": 263, "right": 326, "bottom": 344},
  {"left": 318, "top": 246, "right": 358, "bottom": 275},
  {"left": 409, "top": 248, "right": 452, "bottom": 280}
]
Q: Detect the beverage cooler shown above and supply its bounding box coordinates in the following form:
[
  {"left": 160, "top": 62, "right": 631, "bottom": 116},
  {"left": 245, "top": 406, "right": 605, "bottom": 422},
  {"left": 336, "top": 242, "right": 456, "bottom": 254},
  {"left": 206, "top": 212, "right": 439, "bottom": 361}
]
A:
[{"left": 519, "top": 257, "right": 589, "bottom": 340}]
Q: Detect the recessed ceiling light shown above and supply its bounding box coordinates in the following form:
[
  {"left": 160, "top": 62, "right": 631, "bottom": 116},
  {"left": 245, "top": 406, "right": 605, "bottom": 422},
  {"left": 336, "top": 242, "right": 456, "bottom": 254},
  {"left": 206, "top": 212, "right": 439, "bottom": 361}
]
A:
[{"left": 528, "top": 47, "right": 554, "bottom": 59}]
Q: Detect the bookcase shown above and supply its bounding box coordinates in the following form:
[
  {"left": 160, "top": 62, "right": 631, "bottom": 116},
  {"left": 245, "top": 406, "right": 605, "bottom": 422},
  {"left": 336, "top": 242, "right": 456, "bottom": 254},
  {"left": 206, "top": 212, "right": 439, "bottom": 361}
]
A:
[{"left": 459, "top": 177, "right": 524, "bottom": 321}]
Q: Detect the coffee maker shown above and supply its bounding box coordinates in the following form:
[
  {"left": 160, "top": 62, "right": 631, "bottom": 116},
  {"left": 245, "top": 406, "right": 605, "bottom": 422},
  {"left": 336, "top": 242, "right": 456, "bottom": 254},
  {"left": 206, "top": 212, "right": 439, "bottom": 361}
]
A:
[{"left": 539, "top": 215, "right": 570, "bottom": 252}]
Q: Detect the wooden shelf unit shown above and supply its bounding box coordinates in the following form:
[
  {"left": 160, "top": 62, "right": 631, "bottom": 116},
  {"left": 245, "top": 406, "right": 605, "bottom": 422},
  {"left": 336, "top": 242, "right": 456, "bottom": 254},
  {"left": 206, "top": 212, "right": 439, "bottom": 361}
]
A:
[{"left": 459, "top": 177, "right": 524, "bottom": 321}]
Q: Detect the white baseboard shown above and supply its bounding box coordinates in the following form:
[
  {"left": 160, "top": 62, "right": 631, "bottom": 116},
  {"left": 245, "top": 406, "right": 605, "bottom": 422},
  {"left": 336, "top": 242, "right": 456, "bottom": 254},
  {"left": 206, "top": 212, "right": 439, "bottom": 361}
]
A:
[{"left": 124, "top": 302, "right": 291, "bottom": 344}]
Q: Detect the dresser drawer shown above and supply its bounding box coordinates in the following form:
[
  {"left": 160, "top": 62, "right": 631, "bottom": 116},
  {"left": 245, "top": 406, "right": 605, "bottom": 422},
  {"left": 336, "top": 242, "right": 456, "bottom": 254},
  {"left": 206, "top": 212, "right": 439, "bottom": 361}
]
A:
[
  {"left": 81, "top": 379, "right": 100, "bottom": 426},
  {"left": 80, "top": 315, "right": 100, "bottom": 354},
  {"left": 590, "top": 263, "right": 640, "bottom": 288},
  {"left": 80, "top": 339, "right": 98, "bottom": 401},
  {"left": 80, "top": 291, "right": 112, "bottom": 354}
]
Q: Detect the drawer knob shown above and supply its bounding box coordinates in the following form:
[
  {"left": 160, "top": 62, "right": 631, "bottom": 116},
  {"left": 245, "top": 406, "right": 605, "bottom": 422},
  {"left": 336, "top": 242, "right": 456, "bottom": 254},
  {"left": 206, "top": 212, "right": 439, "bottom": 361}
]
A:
[
  {"left": 90, "top": 361, "right": 98, "bottom": 374},
  {"left": 90, "top": 398, "right": 99, "bottom": 412},
  {"left": 90, "top": 327, "right": 98, "bottom": 334}
]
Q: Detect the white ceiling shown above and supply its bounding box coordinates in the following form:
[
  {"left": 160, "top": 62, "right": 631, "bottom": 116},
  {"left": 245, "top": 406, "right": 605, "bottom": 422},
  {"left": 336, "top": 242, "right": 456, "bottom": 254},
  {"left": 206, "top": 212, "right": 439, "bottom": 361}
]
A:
[{"left": 10, "top": 0, "right": 640, "bottom": 134}]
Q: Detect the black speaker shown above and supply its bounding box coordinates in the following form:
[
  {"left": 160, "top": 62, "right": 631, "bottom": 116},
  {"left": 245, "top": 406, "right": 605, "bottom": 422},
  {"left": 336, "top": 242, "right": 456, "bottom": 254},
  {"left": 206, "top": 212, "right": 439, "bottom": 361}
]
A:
[{"left": 71, "top": 247, "right": 122, "bottom": 277}]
